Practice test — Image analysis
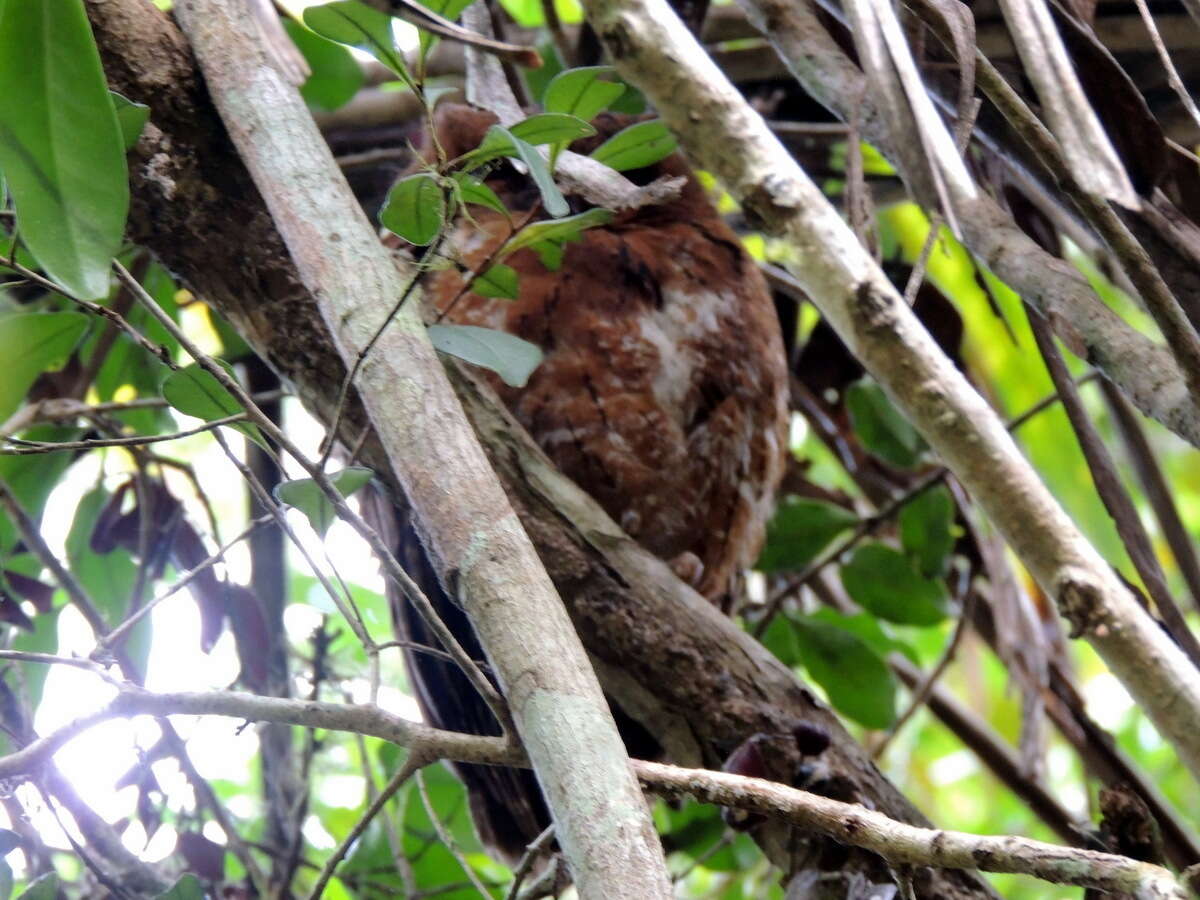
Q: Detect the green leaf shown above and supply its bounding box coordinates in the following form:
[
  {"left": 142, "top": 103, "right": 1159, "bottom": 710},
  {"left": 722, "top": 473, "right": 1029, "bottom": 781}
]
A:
[
  {"left": 468, "top": 126, "right": 569, "bottom": 217},
  {"left": 380, "top": 173, "right": 445, "bottom": 246},
  {"left": 302, "top": 1, "right": 412, "bottom": 87},
  {"left": 416, "top": 0, "right": 474, "bottom": 57},
  {"left": 161, "top": 361, "right": 266, "bottom": 449},
  {"left": 0, "top": 862, "right": 11, "bottom": 900},
  {"left": 543, "top": 66, "right": 624, "bottom": 121},
  {"left": 451, "top": 173, "right": 507, "bottom": 217},
  {"left": 504, "top": 207, "right": 612, "bottom": 255},
  {"left": 509, "top": 113, "right": 595, "bottom": 146},
  {"left": 899, "top": 484, "right": 956, "bottom": 577},
  {"left": 840, "top": 542, "right": 950, "bottom": 626},
  {"left": 0, "top": 312, "right": 90, "bottom": 423},
  {"left": 807, "top": 607, "right": 919, "bottom": 665},
  {"left": 507, "top": 129, "right": 568, "bottom": 218},
  {"left": 14, "top": 873, "right": 56, "bottom": 900},
  {"left": 428, "top": 323, "right": 543, "bottom": 388},
  {"left": 110, "top": 91, "right": 149, "bottom": 151},
  {"left": 0, "top": 0, "right": 129, "bottom": 299},
  {"left": 755, "top": 497, "right": 857, "bottom": 573},
  {"left": 792, "top": 616, "right": 895, "bottom": 729},
  {"left": 760, "top": 614, "right": 801, "bottom": 667},
  {"left": 66, "top": 487, "right": 146, "bottom": 670},
  {"left": 0, "top": 832, "right": 17, "bottom": 857},
  {"left": 155, "top": 874, "right": 204, "bottom": 900},
  {"left": 845, "top": 379, "right": 925, "bottom": 468},
  {"left": 0, "top": 425, "right": 81, "bottom": 553},
  {"left": 284, "top": 19, "right": 365, "bottom": 112},
  {"left": 589, "top": 119, "right": 677, "bottom": 171},
  {"left": 274, "top": 466, "right": 374, "bottom": 538},
  {"left": 472, "top": 263, "right": 519, "bottom": 299}
]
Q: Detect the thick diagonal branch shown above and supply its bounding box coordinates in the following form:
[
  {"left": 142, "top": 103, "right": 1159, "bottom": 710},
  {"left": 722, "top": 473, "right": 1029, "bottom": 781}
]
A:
[{"left": 170, "top": 2, "right": 670, "bottom": 895}]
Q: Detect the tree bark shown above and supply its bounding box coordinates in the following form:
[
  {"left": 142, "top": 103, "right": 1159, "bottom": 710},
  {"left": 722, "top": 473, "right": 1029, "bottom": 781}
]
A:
[{"left": 167, "top": 2, "right": 671, "bottom": 896}]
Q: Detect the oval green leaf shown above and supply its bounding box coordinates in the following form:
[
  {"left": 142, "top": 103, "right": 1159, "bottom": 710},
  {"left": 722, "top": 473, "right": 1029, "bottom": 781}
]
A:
[
  {"left": 792, "top": 616, "right": 896, "bottom": 729},
  {"left": 284, "top": 19, "right": 365, "bottom": 112},
  {"left": 756, "top": 497, "right": 858, "bottom": 573},
  {"left": 589, "top": 119, "right": 677, "bottom": 171},
  {"left": 840, "top": 542, "right": 950, "bottom": 626},
  {"left": 428, "top": 323, "right": 543, "bottom": 387},
  {"left": 0, "top": 0, "right": 130, "bottom": 299},
  {"left": 161, "top": 361, "right": 266, "bottom": 449},
  {"left": 275, "top": 466, "right": 374, "bottom": 538},
  {"left": 509, "top": 113, "right": 595, "bottom": 146},
  {"left": 505, "top": 207, "right": 613, "bottom": 255},
  {"left": 380, "top": 173, "right": 445, "bottom": 246},
  {"left": 0, "top": 312, "right": 89, "bottom": 423},
  {"left": 899, "top": 483, "right": 956, "bottom": 578},
  {"left": 452, "top": 173, "right": 508, "bottom": 217},
  {"left": 302, "top": 1, "right": 412, "bottom": 87},
  {"left": 845, "top": 379, "right": 925, "bottom": 468},
  {"left": 472, "top": 263, "right": 519, "bottom": 299},
  {"left": 154, "top": 874, "right": 204, "bottom": 900},
  {"left": 110, "top": 91, "right": 149, "bottom": 151},
  {"left": 16, "top": 873, "right": 58, "bottom": 900},
  {"left": 543, "top": 66, "right": 625, "bottom": 121}
]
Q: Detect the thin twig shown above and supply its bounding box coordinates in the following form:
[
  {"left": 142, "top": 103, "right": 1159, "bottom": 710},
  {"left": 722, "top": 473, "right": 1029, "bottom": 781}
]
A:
[{"left": 307, "top": 753, "right": 427, "bottom": 900}]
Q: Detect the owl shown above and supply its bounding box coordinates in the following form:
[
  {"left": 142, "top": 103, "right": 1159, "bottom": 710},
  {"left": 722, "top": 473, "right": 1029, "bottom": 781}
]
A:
[{"left": 381, "top": 103, "right": 789, "bottom": 859}]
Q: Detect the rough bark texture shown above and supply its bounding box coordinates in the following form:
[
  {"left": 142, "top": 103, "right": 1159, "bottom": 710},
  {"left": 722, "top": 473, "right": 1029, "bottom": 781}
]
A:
[{"left": 82, "top": 0, "right": 1000, "bottom": 895}]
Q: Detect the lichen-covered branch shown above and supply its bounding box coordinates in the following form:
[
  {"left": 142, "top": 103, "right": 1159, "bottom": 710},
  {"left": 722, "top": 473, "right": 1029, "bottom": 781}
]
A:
[
  {"left": 578, "top": 0, "right": 1200, "bottom": 781},
  {"left": 171, "top": 2, "right": 671, "bottom": 895},
  {"left": 4, "top": 684, "right": 1185, "bottom": 898}
]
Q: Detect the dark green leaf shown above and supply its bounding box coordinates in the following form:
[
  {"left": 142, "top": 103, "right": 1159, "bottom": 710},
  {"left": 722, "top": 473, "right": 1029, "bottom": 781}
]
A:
[
  {"left": 792, "top": 616, "right": 896, "bottom": 729},
  {"left": 755, "top": 497, "right": 857, "bottom": 573},
  {"left": 899, "top": 484, "right": 955, "bottom": 577},
  {"left": 509, "top": 113, "right": 595, "bottom": 146},
  {"left": 0, "top": 863, "right": 12, "bottom": 900},
  {"left": 543, "top": 66, "right": 624, "bottom": 121},
  {"left": 0, "top": 831, "right": 17, "bottom": 856},
  {"left": 472, "top": 263, "right": 519, "bottom": 299},
  {"left": 302, "top": 1, "right": 412, "bottom": 87},
  {"left": 589, "top": 120, "right": 677, "bottom": 171},
  {"left": 161, "top": 361, "right": 266, "bottom": 449},
  {"left": 806, "top": 607, "right": 919, "bottom": 665},
  {"left": 284, "top": 19, "right": 365, "bottom": 111},
  {"left": 452, "top": 173, "right": 507, "bottom": 217},
  {"left": 154, "top": 874, "right": 204, "bottom": 900},
  {"left": 110, "top": 91, "right": 149, "bottom": 151},
  {"left": 0, "top": 426, "right": 81, "bottom": 553},
  {"left": 845, "top": 379, "right": 925, "bottom": 468},
  {"left": 380, "top": 173, "right": 445, "bottom": 246},
  {"left": 428, "top": 323, "right": 543, "bottom": 387},
  {"left": 0, "top": 311, "right": 90, "bottom": 422},
  {"left": 14, "top": 873, "right": 55, "bottom": 900},
  {"left": 760, "top": 614, "right": 801, "bottom": 667},
  {"left": 505, "top": 208, "right": 612, "bottom": 255},
  {"left": 840, "top": 542, "right": 950, "bottom": 626},
  {"left": 0, "top": 0, "right": 129, "bottom": 299},
  {"left": 274, "top": 466, "right": 375, "bottom": 538}
]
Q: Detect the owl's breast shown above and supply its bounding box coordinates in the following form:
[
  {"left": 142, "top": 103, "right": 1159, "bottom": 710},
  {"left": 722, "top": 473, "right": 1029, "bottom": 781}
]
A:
[{"left": 424, "top": 205, "right": 789, "bottom": 601}]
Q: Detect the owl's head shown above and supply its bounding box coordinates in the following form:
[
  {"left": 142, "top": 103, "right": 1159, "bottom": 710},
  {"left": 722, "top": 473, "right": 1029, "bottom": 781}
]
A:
[{"left": 412, "top": 103, "right": 713, "bottom": 222}]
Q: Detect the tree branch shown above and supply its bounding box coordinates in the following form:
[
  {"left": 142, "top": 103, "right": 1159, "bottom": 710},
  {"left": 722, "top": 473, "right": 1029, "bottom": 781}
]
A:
[
  {"left": 577, "top": 0, "right": 1200, "bottom": 782},
  {"left": 2, "top": 684, "right": 1185, "bottom": 898},
  {"left": 170, "top": 2, "right": 671, "bottom": 895}
]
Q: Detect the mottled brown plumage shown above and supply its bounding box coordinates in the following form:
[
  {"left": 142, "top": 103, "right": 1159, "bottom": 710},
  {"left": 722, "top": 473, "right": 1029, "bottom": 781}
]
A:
[
  {"left": 383, "top": 103, "right": 789, "bottom": 859},
  {"left": 414, "top": 105, "right": 788, "bottom": 600}
]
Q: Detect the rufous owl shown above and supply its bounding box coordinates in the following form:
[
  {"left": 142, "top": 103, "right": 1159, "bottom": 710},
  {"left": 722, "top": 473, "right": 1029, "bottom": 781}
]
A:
[{"left": 380, "top": 103, "right": 789, "bottom": 860}]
